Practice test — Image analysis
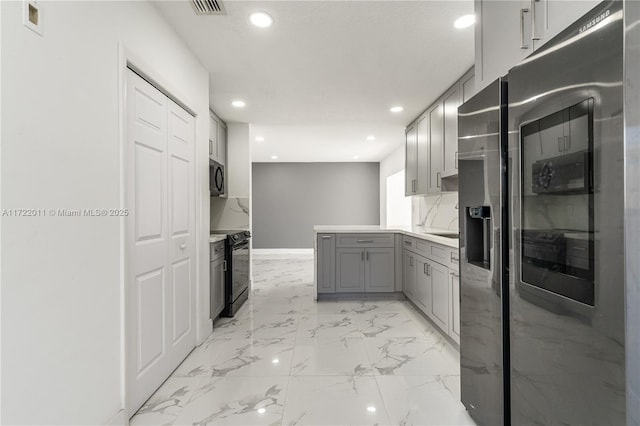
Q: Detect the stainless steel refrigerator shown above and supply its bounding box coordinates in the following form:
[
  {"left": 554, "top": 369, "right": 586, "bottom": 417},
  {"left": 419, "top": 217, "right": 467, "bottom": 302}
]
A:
[{"left": 459, "top": 1, "right": 626, "bottom": 424}]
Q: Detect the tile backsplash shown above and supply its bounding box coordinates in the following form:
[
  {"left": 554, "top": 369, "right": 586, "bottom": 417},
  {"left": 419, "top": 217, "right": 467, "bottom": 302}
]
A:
[
  {"left": 413, "top": 192, "right": 459, "bottom": 232},
  {"left": 210, "top": 197, "right": 250, "bottom": 230}
]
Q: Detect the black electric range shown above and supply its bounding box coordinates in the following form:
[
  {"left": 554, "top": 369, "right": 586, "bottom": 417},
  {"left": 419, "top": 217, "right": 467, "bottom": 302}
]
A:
[{"left": 210, "top": 230, "right": 251, "bottom": 316}]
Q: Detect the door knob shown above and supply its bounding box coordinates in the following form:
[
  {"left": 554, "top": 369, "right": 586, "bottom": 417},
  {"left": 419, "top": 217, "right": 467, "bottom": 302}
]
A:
[{"left": 180, "top": 243, "right": 186, "bottom": 250}]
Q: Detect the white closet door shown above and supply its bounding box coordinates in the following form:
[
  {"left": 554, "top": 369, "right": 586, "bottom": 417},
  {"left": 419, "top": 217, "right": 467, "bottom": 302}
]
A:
[
  {"left": 166, "top": 99, "right": 196, "bottom": 369},
  {"left": 126, "top": 70, "right": 196, "bottom": 414}
]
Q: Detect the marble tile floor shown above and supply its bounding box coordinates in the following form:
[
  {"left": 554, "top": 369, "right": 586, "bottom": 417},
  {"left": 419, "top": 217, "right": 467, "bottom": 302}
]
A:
[{"left": 131, "top": 254, "right": 476, "bottom": 426}]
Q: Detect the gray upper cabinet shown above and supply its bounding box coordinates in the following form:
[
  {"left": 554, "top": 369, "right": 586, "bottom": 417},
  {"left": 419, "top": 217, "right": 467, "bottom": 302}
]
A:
[
  {"left": 534, "top": 0, "right": 600, "bottom": 50},
  {"left": 209, "top": 113, "right": 218, "bottom": 162},
  {"left": 461, "top": 71, "right": 476, "bottom": 104},
  {"left": 428, "top": 104, "right": 444, "bottom": 193},
  {"left": 475, "top": 0, "right": 601, "bottom": 92},
  {"left": 405, "top": 124, "right": 418, "bottom": 196},
  {"left": 209, "top": 111, "right": 227, "bottom": 166},
  {"left": 416, "top": 116, "right": 429, "bottom": 195},
  {"left": 217, "top": 119, "right": 227, "bottom": 166},
  {"left": 443, "top": 86, "right": 461, "bottom": 175},
  {"left": 317, "top": 234, "right": 336, "bottom": 293},
  {"left": 475, "top": 0, "right": 531, "bottom": 92},
  {"left": 405, "top": 68, "right": 474, "bottom": 194}
]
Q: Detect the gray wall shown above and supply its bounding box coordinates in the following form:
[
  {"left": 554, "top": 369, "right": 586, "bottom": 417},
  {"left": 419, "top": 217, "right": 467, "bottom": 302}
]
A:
[{"left": 252, "top": 162, "right": 380, "bottom": 248}]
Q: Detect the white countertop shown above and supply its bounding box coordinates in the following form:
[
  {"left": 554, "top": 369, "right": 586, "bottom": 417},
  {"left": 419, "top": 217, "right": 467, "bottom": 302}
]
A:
[
  {"left": 209, "top": 235, "right": 227, "bottom": 244},
  {"left": 313, "top": 225, "right": 459, "bottom": 248}
]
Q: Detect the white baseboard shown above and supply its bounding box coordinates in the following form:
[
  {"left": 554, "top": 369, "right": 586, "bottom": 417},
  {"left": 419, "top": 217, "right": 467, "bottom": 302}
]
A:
[
  {"left": 107, "top": 409, "right": 126, "bottom": 425},
  {"left": 252, "top": 248, "right": 314, "bottom": 255}
]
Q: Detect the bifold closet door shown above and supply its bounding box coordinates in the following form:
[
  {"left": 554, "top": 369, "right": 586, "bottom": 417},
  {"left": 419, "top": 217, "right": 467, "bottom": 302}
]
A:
[{"left": 125, "top": 69, "right": 196, "bottom": 414}]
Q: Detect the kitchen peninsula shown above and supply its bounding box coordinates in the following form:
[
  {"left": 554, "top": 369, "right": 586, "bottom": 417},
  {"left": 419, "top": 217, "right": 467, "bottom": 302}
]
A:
[{"left": 314, "top": 225, "right": 461, "bottom": 344}]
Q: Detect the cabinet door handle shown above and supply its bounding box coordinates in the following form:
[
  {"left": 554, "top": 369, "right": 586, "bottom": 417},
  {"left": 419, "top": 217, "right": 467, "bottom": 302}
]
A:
[
  {"left": 451, "top": 253, "right": 459, "bottom": 262},
  {"left": 531, "top": 0, "right": 540, "bottom": 41},
  {"left": 409, "top": 256, "right": 413, "bottom": 267},
  {"left": 404, "top": 241, "right": 412, "bottom": 246},
  {"left": 361, "top": 251, "right": 365, "bottom": 261},
  {"left": 366, "top": 251, "right": 369, "bottom": 261},
  {"left": 558, "top": 136, "right": 564, "bottom": 152},
  {"left": 437, "top": 172, "right": 441, "bottom": 188},
  {"left": 424, "top": 263, "right": 428, "bottom": 275},
  {"left": 450, "top": 271, "right": 460, "bottom": 278},
  {"left": 357, "top": 239, "right": 374, "bottom": 243},
  {"left": 222, "top": 260, "right": 227, "bottom": 271},
  {"left": 321, "top": 235, "right": 332, "bottom": 239},
  {"left": 564, "top": 135, "right": 570, "bottom": 151},
  {"left": 209, "top": 139, "right": 213, "bottom": 155},
  {"left": 426, "top": 264, "right": 431, "bottom": 276},
  {"left": 520, "top": 8, "right": 530, "bottom": 49}
]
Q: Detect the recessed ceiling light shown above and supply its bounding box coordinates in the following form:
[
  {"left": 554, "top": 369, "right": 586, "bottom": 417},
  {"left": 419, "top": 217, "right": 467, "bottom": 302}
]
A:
[
  {"left": 232, "top": 100, "right": 246, "bottom": 108},
  {"left": 257, "top": 408, "right": 266, "bottom": 414},
  {"left": 454, "top": 14, "right": 475, "bottom": 29},
  {"left": 272, "top": 358, "right": 280, "bottom": 364},
  {"left": 367, "top": 406, "right": 377, "bottom": 413},
  {"left": 256, "top": 136, "right": 265, "bottom": 142},
  {"left": 353, "top": 155, "right": 360, "bottom": 160},
  {"left": 366, "top": 135, "right": 376, "bottom": 141},
  {"left": 249, "top": 11, "right": 273, "bottom": 28},
  {"left": 271, "top": 155, "right": 279, "bottom": 160},
  {"left": 390, "top": 106, "right": 404, "bottom": 113}
]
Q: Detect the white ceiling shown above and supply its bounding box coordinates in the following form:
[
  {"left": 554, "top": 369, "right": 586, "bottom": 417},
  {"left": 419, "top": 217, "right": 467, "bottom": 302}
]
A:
[{"left": 154, "top": 0, "right": 475, "bottom": 162}]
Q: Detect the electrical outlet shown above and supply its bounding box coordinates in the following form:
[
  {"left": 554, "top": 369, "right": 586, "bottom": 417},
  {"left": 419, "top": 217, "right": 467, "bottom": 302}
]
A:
[{"left": 23, "top": 0, "right": 43, "bottom": 36}]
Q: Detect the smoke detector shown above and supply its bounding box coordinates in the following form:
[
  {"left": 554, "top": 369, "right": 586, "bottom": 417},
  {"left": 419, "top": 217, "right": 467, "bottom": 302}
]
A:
[{"left": 190, "top": 0, "right": 226, "bottom": 15}]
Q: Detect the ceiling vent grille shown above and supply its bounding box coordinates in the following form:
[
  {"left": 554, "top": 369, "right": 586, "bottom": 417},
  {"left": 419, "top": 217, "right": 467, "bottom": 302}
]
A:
[{"left": 190, "top": 0, "right": 226, "bottom": 15}]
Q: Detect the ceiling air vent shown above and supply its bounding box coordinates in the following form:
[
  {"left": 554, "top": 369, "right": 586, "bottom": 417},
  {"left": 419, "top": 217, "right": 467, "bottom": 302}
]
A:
[{"left": 190, "top": 0, "right": 226, "bottom": 15}]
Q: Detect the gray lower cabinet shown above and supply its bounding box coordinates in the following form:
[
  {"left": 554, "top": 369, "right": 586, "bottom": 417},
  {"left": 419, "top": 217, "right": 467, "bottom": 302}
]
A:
[
  {"left": 210, "top": 241, "right": 226, "bottom": 320},
  {"left": 429, "top": 260, "right": 449, "bottom": 332},
  {"left": 403, "top": 240, "right": 459, "bottom": 344},
  {"left": 317, "top": 234, "right": 336, "bottom": 293},
  {"left": 415, "top": 256, "right": 432, "bottom": 313},
  {"left": 403, "top": 249, "right": 417, "bottom": 300},
  {"left": 449, "top": 270, "right": 460, "bottom": 344},
  {"left": 365, "top": 247, "right": 395, "bottom": 292},
  {"left": 336, "top": 248, "right": 366, "bottom": 292}
]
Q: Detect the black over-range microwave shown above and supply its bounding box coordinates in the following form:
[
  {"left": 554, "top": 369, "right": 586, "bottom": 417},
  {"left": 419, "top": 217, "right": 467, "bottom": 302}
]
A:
[{"left": 210, "top": 160, "right": 225, "bottom": 196}]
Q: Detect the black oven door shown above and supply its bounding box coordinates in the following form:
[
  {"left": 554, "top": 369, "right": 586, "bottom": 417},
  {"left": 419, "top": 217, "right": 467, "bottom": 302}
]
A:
[{"left": 229, "top": 241, "right": 249, "bottom": 303}]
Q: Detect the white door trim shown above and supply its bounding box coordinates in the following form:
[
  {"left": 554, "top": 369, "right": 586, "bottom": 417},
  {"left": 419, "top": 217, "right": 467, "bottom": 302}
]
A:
[{"left": 117, "top": 43, "right": 205, "bottom": 421}]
